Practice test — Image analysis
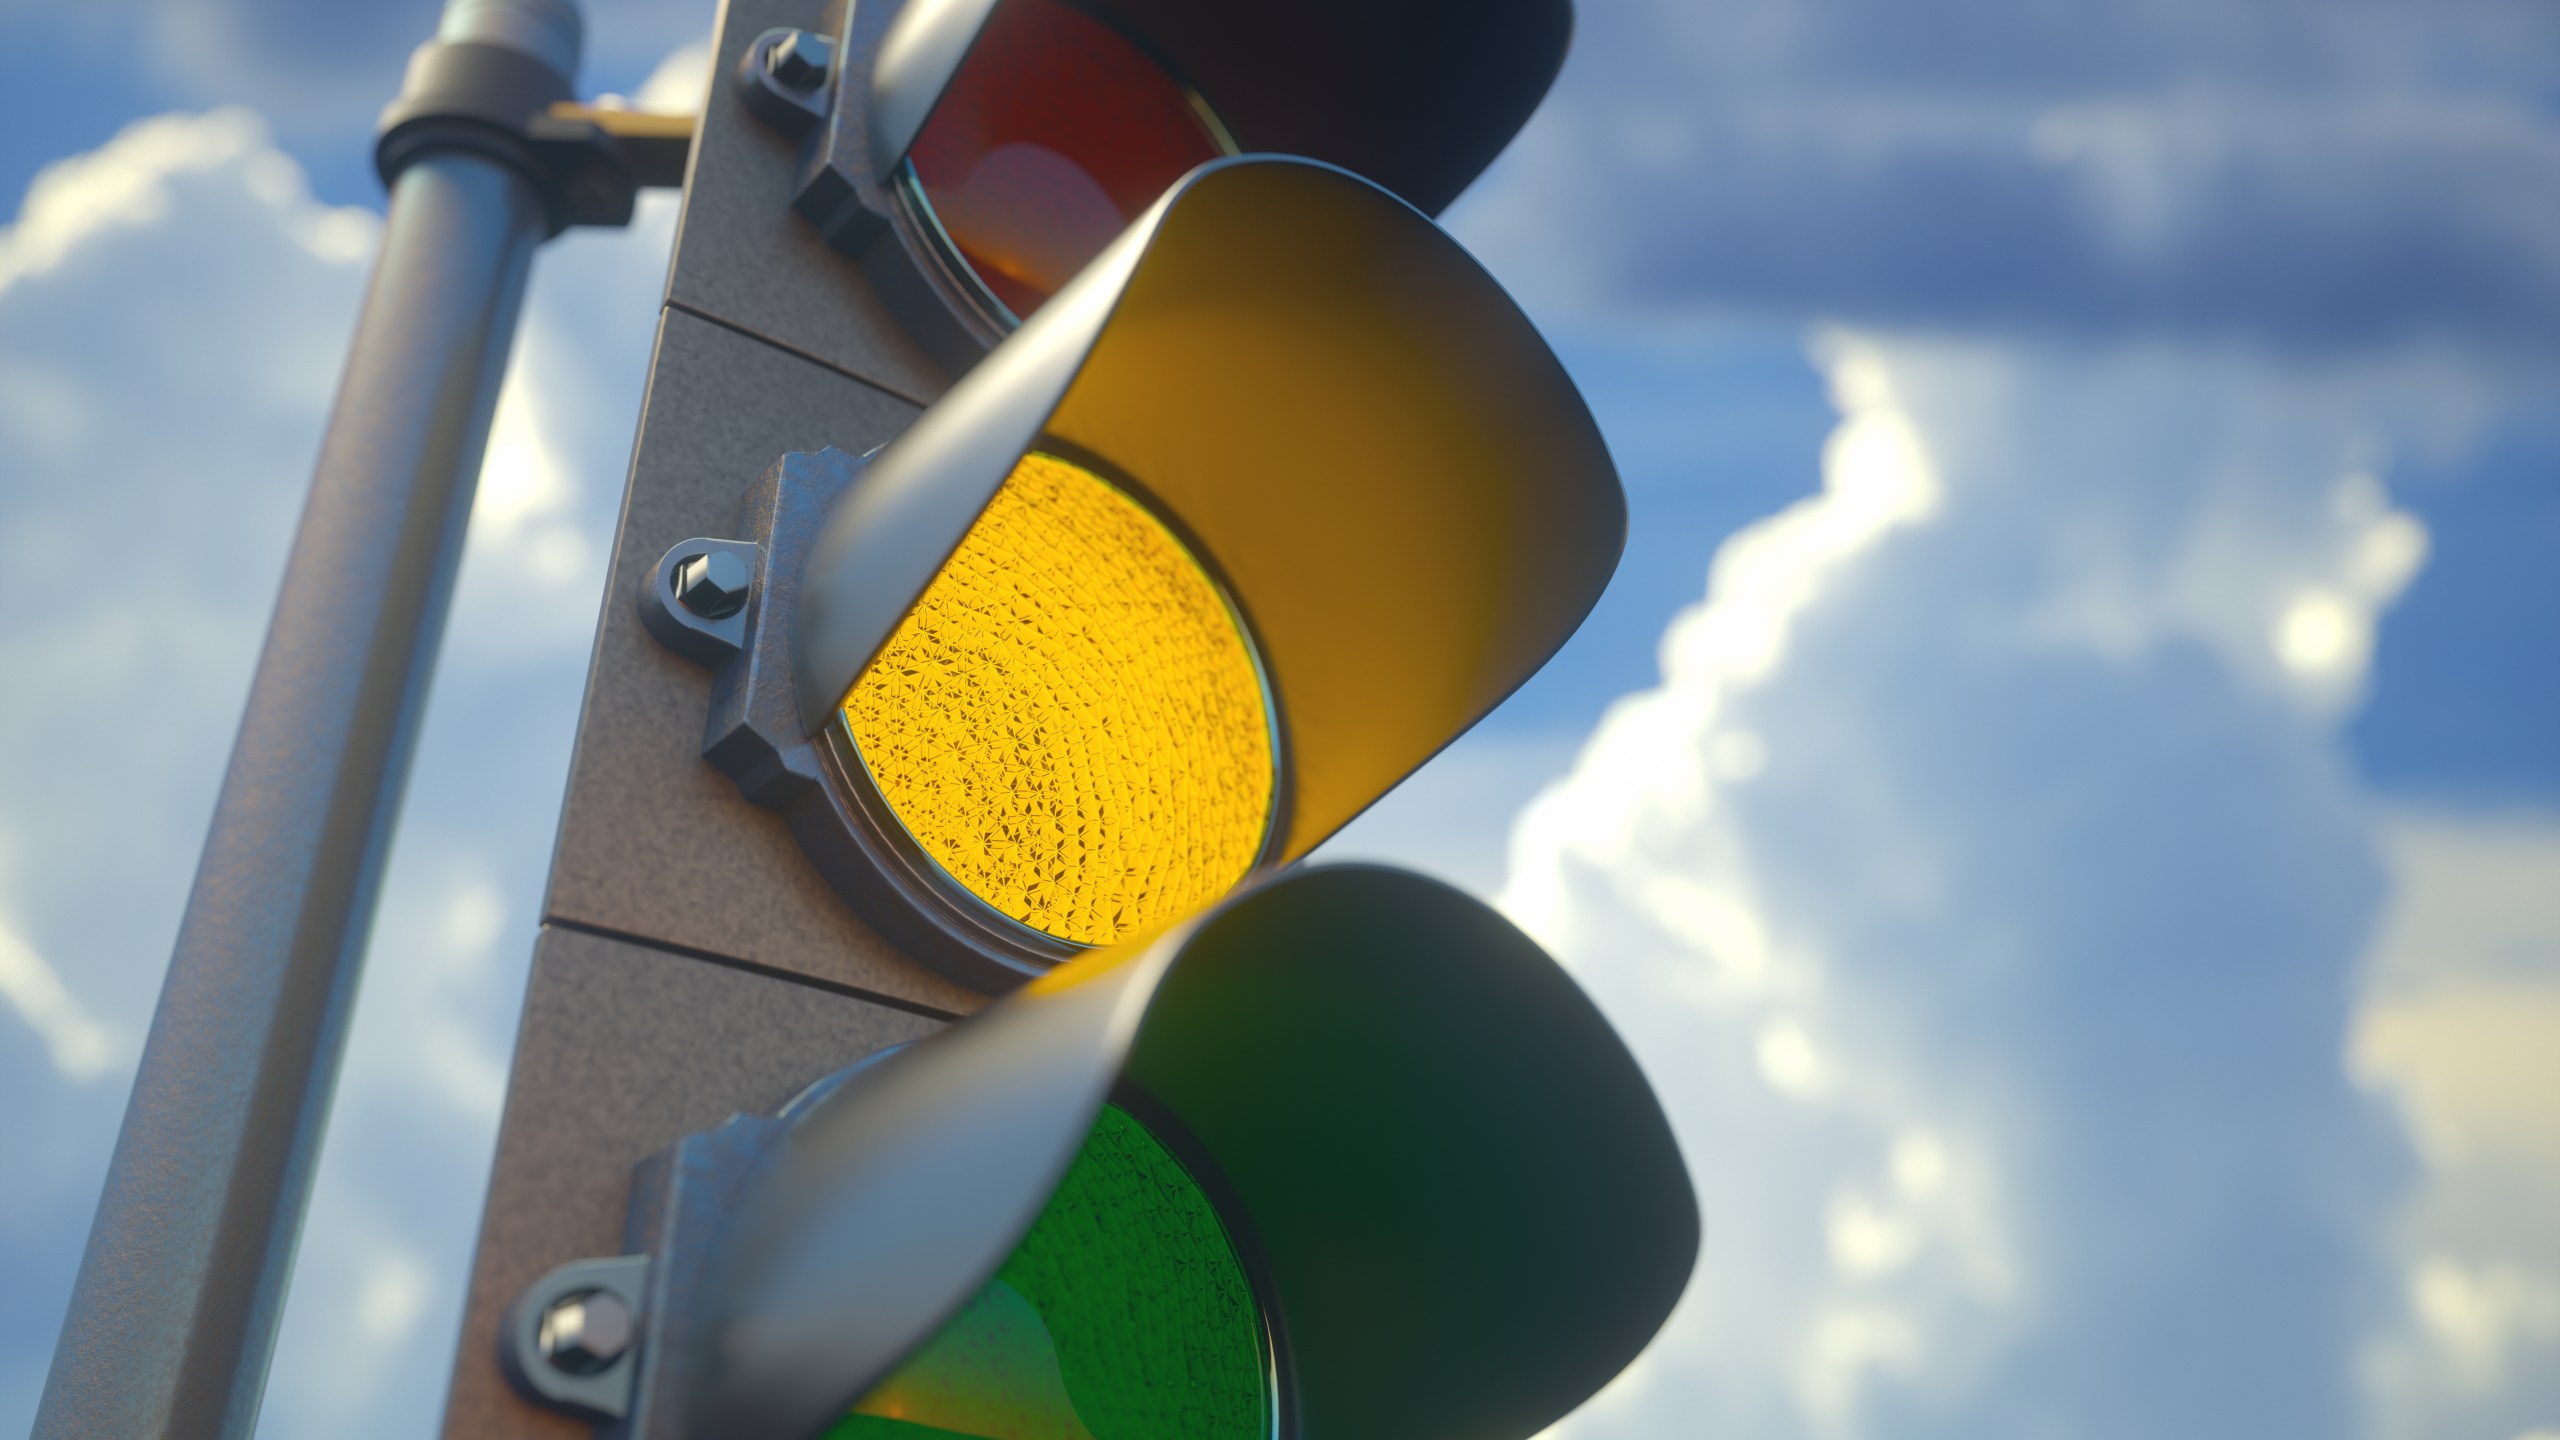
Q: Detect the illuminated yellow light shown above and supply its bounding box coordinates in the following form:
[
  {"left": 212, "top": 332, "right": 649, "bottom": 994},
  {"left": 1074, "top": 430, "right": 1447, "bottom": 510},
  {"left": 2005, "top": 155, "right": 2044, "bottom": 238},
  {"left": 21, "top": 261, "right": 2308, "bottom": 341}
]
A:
[{"left": 842, "top": 452, "right": 1274, "bottom": 946}]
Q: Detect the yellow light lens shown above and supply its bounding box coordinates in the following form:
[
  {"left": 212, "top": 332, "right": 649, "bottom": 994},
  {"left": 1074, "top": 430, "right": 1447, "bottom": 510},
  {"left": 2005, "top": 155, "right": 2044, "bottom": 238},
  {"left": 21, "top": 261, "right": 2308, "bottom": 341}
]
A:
[{"left": 842, "top": 452, "right": 1274, "bottom": 947}]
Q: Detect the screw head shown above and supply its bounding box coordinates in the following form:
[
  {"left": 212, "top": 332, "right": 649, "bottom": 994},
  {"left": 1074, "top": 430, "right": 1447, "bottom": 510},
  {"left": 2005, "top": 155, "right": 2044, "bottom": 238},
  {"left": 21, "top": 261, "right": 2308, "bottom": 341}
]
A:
[
  {"left": 537, "top": 1289, "right": 633, "bottom": 1376},
  {"left": 766, "top": 30, "right": 835, "bottom": 90},
  {"left": 675, "top": 550, "right": 751, "bottom": 619}
]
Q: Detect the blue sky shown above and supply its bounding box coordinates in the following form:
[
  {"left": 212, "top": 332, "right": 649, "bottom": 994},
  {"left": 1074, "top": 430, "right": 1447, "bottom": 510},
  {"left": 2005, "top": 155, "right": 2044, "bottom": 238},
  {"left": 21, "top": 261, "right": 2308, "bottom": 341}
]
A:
[{"left": 1, "top": 1, "right": 2555, "bottom": 1438}]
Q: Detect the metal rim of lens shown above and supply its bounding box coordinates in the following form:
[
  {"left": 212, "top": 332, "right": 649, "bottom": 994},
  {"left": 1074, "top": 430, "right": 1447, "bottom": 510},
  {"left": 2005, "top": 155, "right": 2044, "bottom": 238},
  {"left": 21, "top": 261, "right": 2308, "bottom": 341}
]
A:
[
  {"left": 892, "top": 160, "right": 1022, "bottom": 333},
  {"left": 888, "top": 4, "right": 1241, "bottom": 335},
  {"left": 820, "top": 446, "right": 1289, "bottom": 969}
]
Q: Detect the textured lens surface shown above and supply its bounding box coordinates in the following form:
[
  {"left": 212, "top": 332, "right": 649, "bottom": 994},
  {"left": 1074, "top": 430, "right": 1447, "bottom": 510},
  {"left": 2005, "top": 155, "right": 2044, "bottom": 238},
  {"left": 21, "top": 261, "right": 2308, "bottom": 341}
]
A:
[
  {"left": 907, "top": 0, "right": 1228, "bottom": 319},
  {"left": 831, "top": 1105, "right": 1269, "bottom": 1440},
  {"left": 842, "top": 452, "right": 1273, "bottom": 946}
]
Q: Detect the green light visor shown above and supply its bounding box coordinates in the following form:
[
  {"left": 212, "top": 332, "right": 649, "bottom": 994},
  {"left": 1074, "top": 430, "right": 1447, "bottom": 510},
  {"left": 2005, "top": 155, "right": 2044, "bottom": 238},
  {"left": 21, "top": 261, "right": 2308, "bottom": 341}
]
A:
[{"left": 693, "top": 867, "right": 1697, "bottom": 1440}]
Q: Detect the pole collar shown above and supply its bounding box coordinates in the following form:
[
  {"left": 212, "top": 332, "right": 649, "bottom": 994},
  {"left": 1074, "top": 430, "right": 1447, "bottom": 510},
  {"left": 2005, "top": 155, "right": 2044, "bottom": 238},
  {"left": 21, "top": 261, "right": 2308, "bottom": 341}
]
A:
[{"left": 376, "top": 35, "right": 692, "bottom": 232}]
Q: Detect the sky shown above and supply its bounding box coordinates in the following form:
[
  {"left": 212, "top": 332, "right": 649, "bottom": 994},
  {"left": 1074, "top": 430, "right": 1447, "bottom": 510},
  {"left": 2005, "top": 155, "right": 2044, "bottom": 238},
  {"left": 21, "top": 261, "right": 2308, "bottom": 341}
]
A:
[{"left": 0, "top": 1, "right": 2554, "bottom": 1439}]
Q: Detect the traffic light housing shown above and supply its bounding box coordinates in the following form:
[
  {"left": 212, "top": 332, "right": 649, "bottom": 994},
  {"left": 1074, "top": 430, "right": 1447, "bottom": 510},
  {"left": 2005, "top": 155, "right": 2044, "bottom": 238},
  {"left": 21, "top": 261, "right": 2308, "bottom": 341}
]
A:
[
  {"left": 504, "top": 866, "right": 1696, "bottom": 1439},
  {"left": 445, "top": 1, "right": 1701, "bottom": 1436},
  {"left": 741, "top": 0, "right": 1572, "bottom": 367},
  {"left": 642, "top": 156, "right": 1623, "bottom": 990}
]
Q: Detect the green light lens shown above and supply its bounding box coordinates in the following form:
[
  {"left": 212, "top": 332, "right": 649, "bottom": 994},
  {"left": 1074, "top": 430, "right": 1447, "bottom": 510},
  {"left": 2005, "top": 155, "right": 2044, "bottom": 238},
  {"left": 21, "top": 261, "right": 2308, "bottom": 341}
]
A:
[{"left": 829, "top": 1105, "right": 1270, "bottom": 1440}]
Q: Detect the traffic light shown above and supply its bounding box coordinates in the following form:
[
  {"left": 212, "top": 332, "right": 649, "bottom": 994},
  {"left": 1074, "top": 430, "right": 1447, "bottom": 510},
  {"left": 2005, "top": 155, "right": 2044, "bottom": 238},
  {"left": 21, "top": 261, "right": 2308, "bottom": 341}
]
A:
[
  {"left": 502, "top": 865, "right": 1695, "bottom": 1439},
  {"left": 738, "top": 0, "right": 1572, "bottom": 366},
  {"left": 426, "top": 1, "right": 1701, "bottom": 1436},
  {"left": 639, "top": 155, "right": 1622, "bottom": 989}
]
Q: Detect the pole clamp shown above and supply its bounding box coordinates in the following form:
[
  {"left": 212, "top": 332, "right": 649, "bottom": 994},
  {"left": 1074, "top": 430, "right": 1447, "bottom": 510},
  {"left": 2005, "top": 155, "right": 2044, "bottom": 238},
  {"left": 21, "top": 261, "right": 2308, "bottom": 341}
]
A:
[{"left": 376, "top": 39, "right": 695, "bottom": 233}]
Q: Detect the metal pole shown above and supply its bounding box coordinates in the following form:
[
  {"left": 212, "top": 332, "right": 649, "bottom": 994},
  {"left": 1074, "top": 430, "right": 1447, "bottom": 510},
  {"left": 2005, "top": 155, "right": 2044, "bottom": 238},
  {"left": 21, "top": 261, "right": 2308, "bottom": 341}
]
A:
[{"left": 33, "top": 4, "right": 580, "bottom": 1435}]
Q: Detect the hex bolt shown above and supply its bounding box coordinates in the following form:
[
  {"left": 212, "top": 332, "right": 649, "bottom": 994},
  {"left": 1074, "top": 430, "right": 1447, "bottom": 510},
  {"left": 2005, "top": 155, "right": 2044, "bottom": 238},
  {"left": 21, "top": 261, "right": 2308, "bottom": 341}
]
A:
[
  {"left": 674, "top": 550, "right": 751, "bottom": 619},
  {"left": 537, "top": 1288, "right": 633, "bottom": 1377},
  {"left": 766, "top": 29, "right": 835, "bottom": 90}
]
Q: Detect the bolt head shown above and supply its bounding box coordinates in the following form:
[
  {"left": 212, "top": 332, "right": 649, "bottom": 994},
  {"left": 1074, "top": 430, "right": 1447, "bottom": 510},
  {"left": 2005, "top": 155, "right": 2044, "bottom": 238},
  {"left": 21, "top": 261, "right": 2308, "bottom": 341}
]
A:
[
  {"left": 537, "top": 1289, "right": 633, "bottom": 1376},
  {"left": 767, "top": 30, "right": 835, "bottom": 90},
  {"left": 675, "top": 550, "right": 751, "bottom": 619}
]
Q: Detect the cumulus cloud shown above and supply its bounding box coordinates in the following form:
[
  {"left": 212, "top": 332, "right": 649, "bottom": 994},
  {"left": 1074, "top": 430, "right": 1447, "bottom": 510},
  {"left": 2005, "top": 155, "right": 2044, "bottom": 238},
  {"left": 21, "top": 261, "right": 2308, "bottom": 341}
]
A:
[
  {"left": 0, "top": 918, "right": 123, "bottom": 1082},
  {"left": 1501, "top": 331, "right": 2477, "bottom": 1437},
  {"left": 2354, "top": 812, "right": 2560, "bottom": 1440},
  {"left": 0, "top": 96, "right": 676, "bottom": 1436},
  {"left": 631, "top": 34, "right": 713, "bottom": 114},
  {"left": 1454, "top": 0, "right": 2560, "bottom": 349}
]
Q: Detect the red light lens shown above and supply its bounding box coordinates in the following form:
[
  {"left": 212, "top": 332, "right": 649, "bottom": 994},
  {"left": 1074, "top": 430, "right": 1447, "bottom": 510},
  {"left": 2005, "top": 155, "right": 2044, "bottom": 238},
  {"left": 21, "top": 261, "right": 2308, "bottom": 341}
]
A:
[{"left": 907, "top": 0, "right": 1230, "bottom": 321}]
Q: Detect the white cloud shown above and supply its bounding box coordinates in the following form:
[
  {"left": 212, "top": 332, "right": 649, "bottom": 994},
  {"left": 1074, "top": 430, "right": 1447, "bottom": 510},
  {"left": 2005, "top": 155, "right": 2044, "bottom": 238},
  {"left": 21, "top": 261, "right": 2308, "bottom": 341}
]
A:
[
  {"left": 441, "top": 876, "right": 508, "bottom": 961},
  {"left": 469, "top": 361, "right": 594, "bottom": 589},
  {"left": 0, "top": 108, "right": 372, "bottom": 292},
  {"left": 634, "top": 36, "right": 716, "bottom": 114},
  {"left": 355, "top": 1250, "right": 435, "bottom": 1344},
  {"left": 2407, "top": 1258, "right": 2560, "bottom": 1392},
  {"left": 1757, "top": 1021, "right": 1833, "bottom": 1100},
  {"left": 1502, "top": 331, "right": 2483, "bottom": 1437},
  {"left": 1450, "top": 0, "right": 2560, "bottom": 347},
  {"left": 0, "top": 914, "right": 122, "bottom": 1081},
  {"left": 255, "top": 1204, "right": 454, "bottom": 1434},
  {"left": 2355, "top": 812, "right": 2560, "bottom": 1440}
]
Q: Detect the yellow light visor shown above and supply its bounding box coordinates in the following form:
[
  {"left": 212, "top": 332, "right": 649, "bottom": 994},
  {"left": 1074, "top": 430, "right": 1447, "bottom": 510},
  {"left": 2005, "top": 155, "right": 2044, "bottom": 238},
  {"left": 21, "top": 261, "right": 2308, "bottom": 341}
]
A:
[{"left": 841, "top": 452, "right": 1274, "bottom": 946}]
